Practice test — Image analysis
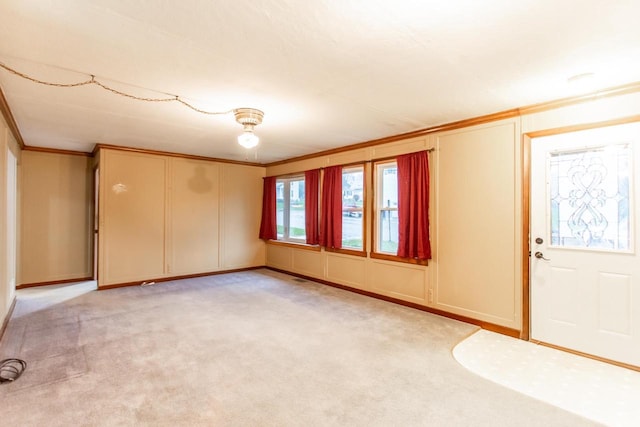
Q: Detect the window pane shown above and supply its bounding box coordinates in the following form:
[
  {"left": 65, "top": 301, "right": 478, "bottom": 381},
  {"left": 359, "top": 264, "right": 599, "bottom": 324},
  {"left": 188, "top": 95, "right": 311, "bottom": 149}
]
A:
[
  {"left": 342, "top": 167, "right": 364, "bottom": 249},
  {"left": 379, "top": 209, "right": 398, "bottom": 253},
  {"left": 377, "top": 163, "right": 398, "bottom": 254},
  {"left": 381, "top": 166, "right": 398, "bottom": 209},
  {"left": 550, "top": 144, "right": 631, "bottom": 251},
  {"left": 289, "top": 178, "right": 306, "bottom": 240},
  {"left": 342, "top": 215, "right": 363, "bottom": 249},
  {"left": 276, "top": 180, "right": 284, "bottom": 239}
]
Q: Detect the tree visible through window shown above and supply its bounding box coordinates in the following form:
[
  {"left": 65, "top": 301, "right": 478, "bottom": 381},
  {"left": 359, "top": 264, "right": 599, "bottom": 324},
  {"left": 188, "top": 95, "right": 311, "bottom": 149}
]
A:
[{"left": 276, "top": 176, "right": 306, "bottom": 242}]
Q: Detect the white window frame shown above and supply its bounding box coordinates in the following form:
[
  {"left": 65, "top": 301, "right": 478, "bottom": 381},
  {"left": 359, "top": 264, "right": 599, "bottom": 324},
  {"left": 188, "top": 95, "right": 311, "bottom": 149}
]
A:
[
  {"left": 375, "top": 161, "right": 398, "bottom": 255},
  {"left": 341, "top": 165, "right": 365, "bottom": 251},
  {"left": 276, "top": 175, "right": 306, "bottom": 243}
]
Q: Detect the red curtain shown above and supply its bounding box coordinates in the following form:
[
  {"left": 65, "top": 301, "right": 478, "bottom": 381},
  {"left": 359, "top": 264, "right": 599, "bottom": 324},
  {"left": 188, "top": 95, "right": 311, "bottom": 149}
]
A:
[
  {"left": 305, "top": 169, "right": 320, "bottom": 245},
  {"left": 397, "top": 151, "right": 432, "bottom": 260},
  {"left": 258, "top": 176, "right": 277, "bottom": 240},
  {"left": 319, "top": 165, "right": 342, "bottom": 249}
]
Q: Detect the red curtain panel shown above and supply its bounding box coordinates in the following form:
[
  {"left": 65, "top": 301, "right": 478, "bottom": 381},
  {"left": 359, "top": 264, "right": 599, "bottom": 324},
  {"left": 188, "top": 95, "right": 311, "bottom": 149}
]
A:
[
  {"left": 305, "top": 169, "right": 320, "bottom": 245},
  {"left": 319, "top": 165, "right": 342, "bottom": 248},
  {"left": 258, "top": 176, "right": 277, "bottom": 240},
  {"left": 397, "top": 151, "right": 432, "bottom": 260}
]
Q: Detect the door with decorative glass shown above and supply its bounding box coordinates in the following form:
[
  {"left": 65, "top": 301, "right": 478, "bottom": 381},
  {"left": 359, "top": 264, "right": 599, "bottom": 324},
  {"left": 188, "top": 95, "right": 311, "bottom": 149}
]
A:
[{"left": 530, "top": 122, "right": 640, "bottom": 367}]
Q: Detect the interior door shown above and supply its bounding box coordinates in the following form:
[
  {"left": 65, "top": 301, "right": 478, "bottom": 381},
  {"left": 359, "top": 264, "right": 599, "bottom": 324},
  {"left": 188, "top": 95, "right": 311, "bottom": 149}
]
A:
[{"left": 530, "top": 122, "right": 640, "bottom": 367}]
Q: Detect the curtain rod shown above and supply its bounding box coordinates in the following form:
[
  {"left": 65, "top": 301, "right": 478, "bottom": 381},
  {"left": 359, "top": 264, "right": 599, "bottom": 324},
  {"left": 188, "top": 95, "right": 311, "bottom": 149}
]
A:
[{"left": 366, "top": 148, "right": 435, "bottom": 164}]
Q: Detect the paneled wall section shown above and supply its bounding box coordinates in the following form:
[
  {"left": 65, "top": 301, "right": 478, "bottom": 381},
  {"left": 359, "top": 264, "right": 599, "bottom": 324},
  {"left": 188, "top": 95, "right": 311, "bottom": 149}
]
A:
[
  {"left": 98, "top": 149, "right": 265, "bottom": 287},
  {"left": 20, "top": 150, "right": 92, "bottom": 285}
]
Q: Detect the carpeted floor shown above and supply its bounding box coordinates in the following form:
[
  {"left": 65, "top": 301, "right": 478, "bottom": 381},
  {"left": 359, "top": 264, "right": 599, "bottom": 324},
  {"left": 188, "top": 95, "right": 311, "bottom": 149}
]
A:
[{"left": 0, "top": 269, "right": 597, "bottom": 426}]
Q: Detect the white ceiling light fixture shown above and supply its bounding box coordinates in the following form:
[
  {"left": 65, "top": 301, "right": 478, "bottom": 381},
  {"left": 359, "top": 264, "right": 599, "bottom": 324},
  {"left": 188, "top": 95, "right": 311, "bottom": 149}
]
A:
[{"left": 234, "top": 108, "right": 264, "bottom": 149}]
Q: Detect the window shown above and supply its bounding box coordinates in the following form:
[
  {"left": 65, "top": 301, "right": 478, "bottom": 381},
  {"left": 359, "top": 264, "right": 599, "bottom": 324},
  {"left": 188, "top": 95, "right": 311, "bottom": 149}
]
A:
[
  {"left": 375, "top": 161, "right": 398, "bottom": 254},
  {"left": 276, "top": 176, "right": 306, "bottom": 242},
  {"left": 341, "top": 166, "right": 364, "bottom": 250}
]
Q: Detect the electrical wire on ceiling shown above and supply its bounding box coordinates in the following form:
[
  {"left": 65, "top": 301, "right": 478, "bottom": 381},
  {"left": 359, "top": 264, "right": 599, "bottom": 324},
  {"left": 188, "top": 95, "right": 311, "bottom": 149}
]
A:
[{"left": 0, "top": 61, "right": 235, "bottom": 116}]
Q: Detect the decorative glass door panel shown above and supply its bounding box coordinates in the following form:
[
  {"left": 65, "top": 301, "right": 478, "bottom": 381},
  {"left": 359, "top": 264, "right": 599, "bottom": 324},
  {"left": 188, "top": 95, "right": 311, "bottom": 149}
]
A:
[{"left": 548, "top": 144, "right": 632, "bottom": 251}]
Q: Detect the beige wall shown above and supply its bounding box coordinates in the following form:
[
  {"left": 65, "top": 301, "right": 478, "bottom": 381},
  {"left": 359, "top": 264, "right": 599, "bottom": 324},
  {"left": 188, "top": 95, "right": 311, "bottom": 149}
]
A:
[
  {"left": 99, "top": 150, "right": 167, "bottom": 284},
  {"left": 19, "top": 150, "right": 92, "bottom": 285},
  {"left": 169, "top": 158, "right": 220, "bottom": 275},
  {"left": 98, "top": 149, "right": 265, "bottom": 287},
  {"left": 265, "top": 92, "right": 640, "bottom": 332},
  {"left": 0, "top": 113, "right": 21, "bottom": 327},
  {"left": 434, "top": 121, "right": 521, "bottom": 326},
  {"left": 220, "top": 163, "right": 266, "bottom": 269}
]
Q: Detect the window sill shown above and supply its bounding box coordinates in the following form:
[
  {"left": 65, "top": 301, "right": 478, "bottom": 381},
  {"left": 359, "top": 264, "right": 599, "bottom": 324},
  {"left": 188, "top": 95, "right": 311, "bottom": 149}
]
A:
[
  {"left": 324, "top": 247, "right": 367, "bottom": 258},
  {"left": 370, "top": 252, "right": 429, "bottom": 266},
  {"left": 266, "top": 240, "right": 322, "bottom": 252}
]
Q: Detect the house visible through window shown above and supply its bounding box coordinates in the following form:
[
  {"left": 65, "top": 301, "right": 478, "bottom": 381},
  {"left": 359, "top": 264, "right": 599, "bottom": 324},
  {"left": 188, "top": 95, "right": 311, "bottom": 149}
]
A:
[
  {"left": 375, "top": 161, "right": 398, "bottom": 254},
  {"left": 276, "top": 176, "right": 306, "bottom": 242},
  {"left": 341, "top": 166, "right": 364, "bottom": 250}
]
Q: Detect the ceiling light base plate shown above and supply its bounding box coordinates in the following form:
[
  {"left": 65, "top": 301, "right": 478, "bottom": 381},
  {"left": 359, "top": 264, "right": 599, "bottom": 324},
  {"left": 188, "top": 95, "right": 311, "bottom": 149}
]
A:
[{"left": 234, "top": 108, "right": 264, "bottom": 127}]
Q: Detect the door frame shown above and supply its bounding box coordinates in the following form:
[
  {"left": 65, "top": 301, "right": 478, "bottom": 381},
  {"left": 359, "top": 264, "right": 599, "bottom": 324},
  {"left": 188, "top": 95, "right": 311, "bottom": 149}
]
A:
[
  {"left": 521, "top": 114, "right": 640, "bottom": 369},
  {"left": 93, "top": 166, "right": 99, "bottom": 281}
]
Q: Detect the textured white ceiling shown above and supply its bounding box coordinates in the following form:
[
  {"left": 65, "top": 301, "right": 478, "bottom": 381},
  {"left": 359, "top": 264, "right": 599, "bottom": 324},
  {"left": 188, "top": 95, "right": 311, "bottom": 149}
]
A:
[{"left": 1, "top": 0, "right": 639, "bottom": 163}]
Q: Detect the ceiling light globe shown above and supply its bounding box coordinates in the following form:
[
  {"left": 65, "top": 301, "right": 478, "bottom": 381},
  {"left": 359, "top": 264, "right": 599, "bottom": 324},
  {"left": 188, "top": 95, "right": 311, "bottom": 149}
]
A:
[{"left": 238, "top": 131, "right": 259, "bottom": 148}]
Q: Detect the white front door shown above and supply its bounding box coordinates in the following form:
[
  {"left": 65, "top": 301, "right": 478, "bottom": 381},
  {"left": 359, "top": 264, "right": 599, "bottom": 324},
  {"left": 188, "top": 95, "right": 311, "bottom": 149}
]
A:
[{"left": 530, "top": 122, "right": 640, "bottom": 367}]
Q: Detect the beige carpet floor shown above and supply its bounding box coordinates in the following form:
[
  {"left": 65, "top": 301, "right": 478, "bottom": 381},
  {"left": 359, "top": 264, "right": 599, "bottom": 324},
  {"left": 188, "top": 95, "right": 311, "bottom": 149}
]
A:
[{"left": 0, "top": 269, "right": 597, "bottom": 426}]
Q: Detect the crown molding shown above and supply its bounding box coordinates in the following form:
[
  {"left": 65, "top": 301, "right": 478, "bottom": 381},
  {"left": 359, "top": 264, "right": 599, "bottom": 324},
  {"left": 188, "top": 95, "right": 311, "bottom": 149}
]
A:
[
  {"left": 518, "top": 80, "right": 640, "bottom": 115},
  {"left": 23, "top": 145, "right": 92, "bottom": 156},
  {"left": 94, "top": 143, "right": 263, "bottom": 167},
  {"left": 0, "top": 85, "right": 25, "bottom": 148}
]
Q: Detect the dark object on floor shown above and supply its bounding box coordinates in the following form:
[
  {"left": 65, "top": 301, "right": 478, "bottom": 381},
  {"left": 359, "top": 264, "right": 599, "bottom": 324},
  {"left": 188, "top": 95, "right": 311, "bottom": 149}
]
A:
[{"left": 0, "top": 358, "right": 27, "bottom": 384}]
